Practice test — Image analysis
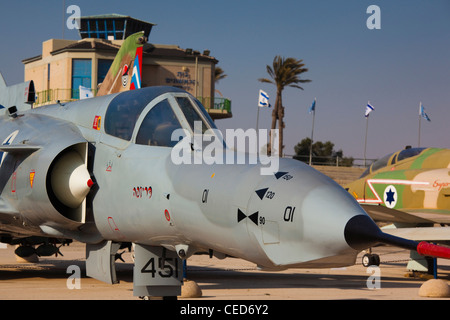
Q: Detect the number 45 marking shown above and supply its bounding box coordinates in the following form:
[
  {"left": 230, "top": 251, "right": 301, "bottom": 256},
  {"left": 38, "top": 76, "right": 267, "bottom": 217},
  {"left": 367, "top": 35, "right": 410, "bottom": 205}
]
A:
[{"left": 141, "top": 257, "right": 179, "bottom": 278}]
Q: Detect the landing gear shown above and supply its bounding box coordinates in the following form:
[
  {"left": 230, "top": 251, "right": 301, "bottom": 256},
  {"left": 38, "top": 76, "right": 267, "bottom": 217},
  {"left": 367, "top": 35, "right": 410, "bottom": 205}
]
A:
[
  {"left": 133, "top": 244, "right": 183, "bottom": 299},
  {"left": 362, "top": 253, "right": 380, "bottom": 267}
]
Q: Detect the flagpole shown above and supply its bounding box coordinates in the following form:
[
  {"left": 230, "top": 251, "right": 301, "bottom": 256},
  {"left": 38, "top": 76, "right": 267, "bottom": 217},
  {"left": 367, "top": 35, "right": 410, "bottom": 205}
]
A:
[
  {"left": 257, "top": 90, "right": 269, "bottom": 155},
  {"left": 256, "top": 103, "right": 260, "bottom": 132},
  {"left": 364, "top": 115, "right": 369, "bottom": 167},
  {"left": 364, "top": 101, "right": 372, "bottom": 167},
  {"left": 255, "top": 99, "right": 260, "bottom": 155},
  {"left": 309, "top": 97, "right": 316, "bottom": 166},
  {"left": 418, "top": 101, "right": 422, "bottom": 147}
]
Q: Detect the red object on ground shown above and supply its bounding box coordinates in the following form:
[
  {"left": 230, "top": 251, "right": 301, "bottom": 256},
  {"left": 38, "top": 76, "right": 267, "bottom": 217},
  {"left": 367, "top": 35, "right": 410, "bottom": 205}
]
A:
[{"left": 417, "top": 241, "right": 450, "bottom": 259}]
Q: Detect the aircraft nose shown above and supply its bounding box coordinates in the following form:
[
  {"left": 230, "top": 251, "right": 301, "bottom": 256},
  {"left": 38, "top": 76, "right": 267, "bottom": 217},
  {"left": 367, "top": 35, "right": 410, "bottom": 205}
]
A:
[
  {"left": 344, "top": 210, "right": 419, "bottom": 252},
  {"left": 301, "top": 182, "right": 417, "bottom": 254},
  {"left": 299, "top": 183, "right": 374, "bottom": 256},
  {"left": 344, "top": 214, "right": 383, "bottom": 251}
]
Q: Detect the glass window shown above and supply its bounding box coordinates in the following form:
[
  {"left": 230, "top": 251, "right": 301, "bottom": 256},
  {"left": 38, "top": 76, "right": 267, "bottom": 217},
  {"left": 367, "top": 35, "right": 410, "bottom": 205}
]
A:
[
  {"left": 176, "top": 97, "right": 207, "bottom": 133},
  {"left": 360, "top": 152, "right": 393, "bottom": 178},
  {"left": 193, "top": 97, "right": 217, "bottom": 129},
  {"left": 176, "top": 97, "right": 218, "bottom": 134},
  {"left": 136, "top": 99, "right": 182, "bottom": 147},
  {"left": 391, "top": 153, "right": 398, "bottom": 165},
  {"left": 105, "top": 89, "right": 156, "bottom": 140},
  {"left": 371, "top": 152, "right": 393, "bottom": 172},
  {"left": 72, "top": 59, "right": 92, "bottom": 99},
  {"left": 397, "top": 147, "right": 425, "bottom": 162},
  {"left": 97, "top": 59, "right": 113, "bottom": 85},
  {"left": 360, "top": 166, "right": 371, "bottom": 179}
]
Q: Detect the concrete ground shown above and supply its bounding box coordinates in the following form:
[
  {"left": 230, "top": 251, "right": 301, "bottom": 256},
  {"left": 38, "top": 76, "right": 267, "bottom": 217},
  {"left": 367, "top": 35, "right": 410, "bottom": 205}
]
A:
[{"left": 0, "top": 241, "right": 449, "bottom": 300}]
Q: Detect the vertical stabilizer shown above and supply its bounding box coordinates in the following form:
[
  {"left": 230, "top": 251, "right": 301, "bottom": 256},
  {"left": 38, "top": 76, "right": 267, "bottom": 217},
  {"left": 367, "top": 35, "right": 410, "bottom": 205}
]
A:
[
  {"left": 96, "top": 31, "right": 146, "bottom": 96},
  {"left": 0, "top": 72, "right": 35, "bottom": 113},
  {"left": 0, "top": 72, "right": 6, "bottom": 89}
]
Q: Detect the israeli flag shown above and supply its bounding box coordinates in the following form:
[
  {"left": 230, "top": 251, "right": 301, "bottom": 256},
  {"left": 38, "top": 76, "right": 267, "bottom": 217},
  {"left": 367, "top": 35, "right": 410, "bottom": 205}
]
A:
[
  {"left": 79, "top": 86, "right": 94, "bottom": 100},
  {"left": 258, "top": 90, "right": 270, "bottom": 107},
  {"left": 365, "top": 103, "right": 374, "bottom": 117},
  {"left": 420, "top": 103, "right": 431, "bottom": 122},
  {"left": 308, "top": 98, "right": 316, "bottom": 114}
]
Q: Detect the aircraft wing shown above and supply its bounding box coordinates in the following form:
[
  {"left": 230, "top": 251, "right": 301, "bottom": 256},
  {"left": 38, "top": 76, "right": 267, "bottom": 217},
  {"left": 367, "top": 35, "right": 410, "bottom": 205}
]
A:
[
  {"left": 382, "top": 225, "right": 450, "bottom": 242},
  {"left": 360, "top": 204, "right": 434, "bottom": 224},
  {"left": 0, "top": 144, "right": 41, "bottom": 154},
  {"left": 362, "top": 204, "right": 450, "bottom": 244}
]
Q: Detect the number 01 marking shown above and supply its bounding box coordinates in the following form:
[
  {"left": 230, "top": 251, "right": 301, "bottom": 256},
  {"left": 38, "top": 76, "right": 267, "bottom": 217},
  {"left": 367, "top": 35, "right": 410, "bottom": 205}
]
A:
[{"left": 283, "top": 206, "right": 295, "bottom": 222}]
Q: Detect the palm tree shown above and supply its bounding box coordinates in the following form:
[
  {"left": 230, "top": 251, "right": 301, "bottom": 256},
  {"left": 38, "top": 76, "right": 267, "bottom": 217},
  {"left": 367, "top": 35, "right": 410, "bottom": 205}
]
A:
[
  {"left": 258, "top": 56, "right": 311, "bottom": 156},
  {"left": 215, "top": 66, "right": 227, "bottom": 83}
]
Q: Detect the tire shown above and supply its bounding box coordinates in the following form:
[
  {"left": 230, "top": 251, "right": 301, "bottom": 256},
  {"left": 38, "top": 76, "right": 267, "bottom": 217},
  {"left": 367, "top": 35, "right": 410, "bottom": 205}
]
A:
[{"left": 362, "top": 253, "right": 380, "bottom": 267}]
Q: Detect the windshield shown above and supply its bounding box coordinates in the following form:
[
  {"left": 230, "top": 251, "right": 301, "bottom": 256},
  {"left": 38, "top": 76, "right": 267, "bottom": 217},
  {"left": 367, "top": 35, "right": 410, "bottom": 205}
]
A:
[
  {"left": 397, "top": 147, "right": 425, "bottom": 162},
  {"left": 359, "top": 147, "right": 427, "bottom": 178},
  {"left": 104, "top": 87, "right": 187, "bottom": 141},
  {"left": 176, "top": 97, "right": 217, "bottom": 134},
  {"left": 136, "top": 99, "right": 183, "bottom": 147},
  {"left": 360, "top": 152, "right": 393, "bottom": 178},
  {"left": 105, "top": 90, "right": 158, "bottom": 140}
]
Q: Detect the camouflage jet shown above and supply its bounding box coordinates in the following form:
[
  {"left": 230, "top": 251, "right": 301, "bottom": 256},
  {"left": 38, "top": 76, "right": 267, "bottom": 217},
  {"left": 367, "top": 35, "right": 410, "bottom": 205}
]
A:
[{"left": 346, "top": 146, "right": 450, "bottom": 270}]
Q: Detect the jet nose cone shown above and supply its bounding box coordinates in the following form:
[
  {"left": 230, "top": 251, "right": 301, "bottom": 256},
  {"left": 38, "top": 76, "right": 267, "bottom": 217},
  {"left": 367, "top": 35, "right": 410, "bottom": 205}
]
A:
[
  {"left": 344, "top": 214, "right": 382, "bottom": 251},
  {"left": 282, "top": 182, "right": 372, "bottom": 268},
  {"left": 301, "top": 184, "right": 369, "bottom": 251},
  {"left": 344, "top": 212, "right": 419, "bottom": 252}
]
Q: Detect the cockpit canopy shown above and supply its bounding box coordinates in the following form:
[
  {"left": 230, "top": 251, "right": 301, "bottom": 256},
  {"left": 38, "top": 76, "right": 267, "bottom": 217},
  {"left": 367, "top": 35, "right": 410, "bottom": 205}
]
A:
[
  {"left": 360, "top": 147, "right": 426, "bottom": 178},
  {"left": 104, "top": 86, "right": 217, "bottom": 147}
]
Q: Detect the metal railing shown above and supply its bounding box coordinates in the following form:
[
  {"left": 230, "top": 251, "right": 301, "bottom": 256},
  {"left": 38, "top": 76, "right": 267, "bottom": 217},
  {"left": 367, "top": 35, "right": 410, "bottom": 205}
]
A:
[
  {"left": 197, "top": 97, "right": 232, "bottom": 113},
  {"left": 285, "top": 154, "right": 376, "bottom": 168},
  {"left": 34, "top": 89, "right": 232, "bottom": 114},
  {"left": 34, "top": 88, "right": 99, "bottom": 106}
]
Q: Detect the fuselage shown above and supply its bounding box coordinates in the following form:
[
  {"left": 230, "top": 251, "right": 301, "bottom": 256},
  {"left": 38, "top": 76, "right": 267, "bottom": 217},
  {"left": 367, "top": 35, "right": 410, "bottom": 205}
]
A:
[{"left": 0, "top": 87, "right": 378, "bottom": 269}]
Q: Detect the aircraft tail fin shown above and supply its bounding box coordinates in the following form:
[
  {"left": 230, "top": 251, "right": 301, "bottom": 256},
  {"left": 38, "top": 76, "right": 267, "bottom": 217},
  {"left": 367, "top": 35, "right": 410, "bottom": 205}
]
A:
[
  {"left": 0, "top": 72, "right": 35, "bottom": 114},
  {"left": 0, "top": 73, "right": 6, "bottom": 89},
  {"left": 96, "top": 31, "right": 146, "bottom": 96}
]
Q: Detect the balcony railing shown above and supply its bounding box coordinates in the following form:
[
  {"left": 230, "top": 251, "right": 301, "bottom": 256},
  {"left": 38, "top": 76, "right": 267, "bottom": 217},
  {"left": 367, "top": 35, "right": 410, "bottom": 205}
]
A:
[
  {"left": 197, "top": 97, "right": 232, "bottom": 113},
  {"left": 34, "top": 88, "right": 98, "bottom": 106},
  {"left": 34, "top": 89, "right": 232, "bottom": 116}
]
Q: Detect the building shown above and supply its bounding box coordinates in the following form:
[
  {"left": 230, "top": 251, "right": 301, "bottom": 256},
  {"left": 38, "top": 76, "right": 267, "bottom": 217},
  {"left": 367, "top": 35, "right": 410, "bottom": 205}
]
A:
[
  {"left": 22, "top": 14, "right": 231, "bottom": 120},
  {"left": 78, "top": 14, "right": 154, "bottom": 40}
]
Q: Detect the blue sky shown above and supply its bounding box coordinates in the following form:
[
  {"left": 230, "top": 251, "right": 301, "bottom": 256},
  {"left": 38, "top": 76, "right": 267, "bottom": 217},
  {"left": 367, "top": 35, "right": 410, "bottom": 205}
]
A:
[{"left": 1, "top": 0, "right": 449, "bottom": 162}]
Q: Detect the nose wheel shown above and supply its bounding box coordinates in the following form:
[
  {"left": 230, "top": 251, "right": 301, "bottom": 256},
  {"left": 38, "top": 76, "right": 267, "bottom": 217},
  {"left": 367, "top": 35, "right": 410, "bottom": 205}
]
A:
[{"left": 362, "top": 253, "right": 380, "bottom": 267}]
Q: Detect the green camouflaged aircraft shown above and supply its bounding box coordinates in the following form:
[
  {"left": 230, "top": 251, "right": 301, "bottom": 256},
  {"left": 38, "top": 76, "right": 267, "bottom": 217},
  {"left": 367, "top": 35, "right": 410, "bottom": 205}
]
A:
[{"left": 345, "top": 147, "right": 450, "bottom": 269}]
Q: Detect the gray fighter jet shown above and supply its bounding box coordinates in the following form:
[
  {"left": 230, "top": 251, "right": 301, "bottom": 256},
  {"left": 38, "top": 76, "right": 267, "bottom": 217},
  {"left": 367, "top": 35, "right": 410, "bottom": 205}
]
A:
[{"left": 1, "top": 75, "right": 450, "bottom": 298}]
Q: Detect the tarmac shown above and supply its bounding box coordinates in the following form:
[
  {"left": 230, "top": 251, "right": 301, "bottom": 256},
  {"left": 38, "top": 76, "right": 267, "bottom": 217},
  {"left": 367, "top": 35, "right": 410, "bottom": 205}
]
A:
[{"left": 0, "top": 241, "right": 449, "bottom": 301}]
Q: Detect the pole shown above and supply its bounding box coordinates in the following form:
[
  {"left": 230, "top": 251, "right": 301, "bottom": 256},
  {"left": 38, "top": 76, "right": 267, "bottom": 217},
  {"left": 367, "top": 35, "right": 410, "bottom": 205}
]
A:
[
  {"left": 309, "top": 98, "right": 316, "bottom": 166},
  {"left": 256, "top": 104, "right": 260, "bottom": 132},
  {"left": 418, "top": 102, "right": 422, "bottom": 147},
  {"left": 62, "top": 0, "right": 65, "bottom": 39},
  {"left": 194, "top": 55, "right": 199, "bottom": 98},
  {"left": 364, "top": 115, "right": 369, "bottom": 167},
  {"left": 256, "top": 105, "right": 260, "bottom": 155}
]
